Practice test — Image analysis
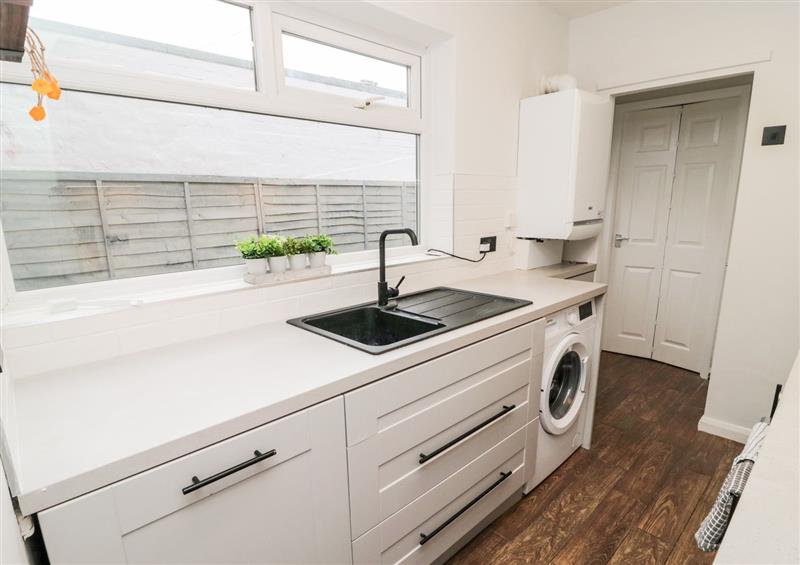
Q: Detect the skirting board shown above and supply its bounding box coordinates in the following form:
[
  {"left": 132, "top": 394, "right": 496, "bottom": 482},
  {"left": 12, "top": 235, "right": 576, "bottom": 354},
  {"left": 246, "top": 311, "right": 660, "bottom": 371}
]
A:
[{"left": 698, "top": 415, "right": 751, "bottom": 444}]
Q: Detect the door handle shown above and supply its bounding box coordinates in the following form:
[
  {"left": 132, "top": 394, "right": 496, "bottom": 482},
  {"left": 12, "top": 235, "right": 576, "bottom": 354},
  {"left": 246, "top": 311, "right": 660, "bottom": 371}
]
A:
[
  {"left": 580, "top": 357, "right": 589, "bottom": 393},
  {"left": 614, "top": 234, "right": 629, "bottom": 248}
]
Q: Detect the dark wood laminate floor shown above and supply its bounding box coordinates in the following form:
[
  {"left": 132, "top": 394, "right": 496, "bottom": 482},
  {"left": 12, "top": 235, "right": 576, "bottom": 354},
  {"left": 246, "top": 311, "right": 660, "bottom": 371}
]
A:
[{"left": 448, "top": 352, "right": 742, "bottom": 565}]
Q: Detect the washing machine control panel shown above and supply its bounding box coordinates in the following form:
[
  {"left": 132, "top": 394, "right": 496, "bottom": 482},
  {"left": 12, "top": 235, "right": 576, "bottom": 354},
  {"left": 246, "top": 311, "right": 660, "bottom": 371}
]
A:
[{"left": 545, "top": 299, "right": 596, "bottom": 337}]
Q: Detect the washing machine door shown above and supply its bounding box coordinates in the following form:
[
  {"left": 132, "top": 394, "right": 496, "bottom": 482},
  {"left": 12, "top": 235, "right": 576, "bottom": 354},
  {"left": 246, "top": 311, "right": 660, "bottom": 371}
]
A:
[{"left": 540, "top": 334, "right": 590, "bottom": 435}]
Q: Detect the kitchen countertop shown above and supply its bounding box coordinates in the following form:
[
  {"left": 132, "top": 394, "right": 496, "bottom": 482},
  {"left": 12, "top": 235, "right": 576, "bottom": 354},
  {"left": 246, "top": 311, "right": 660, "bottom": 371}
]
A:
[
  {"left": 715, "top": 353, "right": 799, "bottom": 564},
  {"left": 526, "top": 261, "right": 595, "bottom": 280},
  {"left": 8, "top": 265, "right": 604, "bottom": 515}
]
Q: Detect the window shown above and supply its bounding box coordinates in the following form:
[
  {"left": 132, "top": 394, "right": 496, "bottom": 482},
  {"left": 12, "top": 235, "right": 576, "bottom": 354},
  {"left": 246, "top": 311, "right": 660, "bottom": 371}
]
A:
[
  {"left": 273, "top": 15, "right": 420, "bottom": 114},
  {"left": 281, "top": 33, "right": 409, "bottom": 107},
  {"left": 0, "top": 1, "right": 428, "bottom": 301},
  {"left": 0, "top": 85, "right": 418, "bottom": 291},
  {"left": 28, "top": 0, "right": 256, "bottom": 90}
]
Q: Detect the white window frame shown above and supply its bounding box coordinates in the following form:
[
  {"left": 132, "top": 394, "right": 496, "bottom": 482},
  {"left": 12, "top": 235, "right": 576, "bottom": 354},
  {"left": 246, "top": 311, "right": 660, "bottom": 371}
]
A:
[
  {"left": 0, "top": 0, "right": 430, "bottom": 314},
  {"left": 270, "top": 14, "right": 421, "bottom": 118}
]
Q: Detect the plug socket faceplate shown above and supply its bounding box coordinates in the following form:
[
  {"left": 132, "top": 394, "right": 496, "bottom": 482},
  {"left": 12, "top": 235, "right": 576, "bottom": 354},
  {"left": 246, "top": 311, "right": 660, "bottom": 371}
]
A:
[{"left": 480, "top": 236, "right": 497, "bottom": 253}]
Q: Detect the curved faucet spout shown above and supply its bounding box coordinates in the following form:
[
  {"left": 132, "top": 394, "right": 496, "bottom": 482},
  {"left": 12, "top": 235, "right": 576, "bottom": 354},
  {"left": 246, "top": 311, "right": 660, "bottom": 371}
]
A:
[
  {"left": 378, "top": 228, "right": 418, "bottom": 307},
  {"left": 379, "top": 228, "right": 418, "bottom": 247}
]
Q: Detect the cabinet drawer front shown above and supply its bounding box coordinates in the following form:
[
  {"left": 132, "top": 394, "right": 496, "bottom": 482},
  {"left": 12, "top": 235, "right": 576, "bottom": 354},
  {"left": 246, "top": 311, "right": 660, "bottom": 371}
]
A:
[
  {"left": 345, "top": 323, "right": 536, "bottom": 447},
  {"left": 352, "top": 427, "right": 526, "bottom": 565},
  {"left": 348, "top": 375, "right": 528, "bottom": 538},
  {"left": 112, "top": 406, "right": 315, "bottom": 534}
]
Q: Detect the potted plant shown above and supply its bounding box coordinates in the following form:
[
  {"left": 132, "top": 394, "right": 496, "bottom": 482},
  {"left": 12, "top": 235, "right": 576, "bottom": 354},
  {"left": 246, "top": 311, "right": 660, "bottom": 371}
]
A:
[
  {"left": 264, "top": 235, "right": 288, "bottom": 274},
  {"left": 284, "top": 236, "right": 308, "bottom": 271},
  {"left": 305, "top": 234, "right": 336, "bottom": 268},
  {"left": 236, "top": 236, "right": 267, "bottom": 275}
]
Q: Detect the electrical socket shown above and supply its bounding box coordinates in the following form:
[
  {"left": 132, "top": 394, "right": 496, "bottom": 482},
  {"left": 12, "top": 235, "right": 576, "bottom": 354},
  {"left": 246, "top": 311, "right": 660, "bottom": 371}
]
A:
[{"left": 480, "top": 236, "right": 497, "bottom": 253}]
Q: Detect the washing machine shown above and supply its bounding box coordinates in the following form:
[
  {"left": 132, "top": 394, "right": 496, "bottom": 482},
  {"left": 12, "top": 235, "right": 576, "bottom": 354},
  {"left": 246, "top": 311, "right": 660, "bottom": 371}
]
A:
[{"left": 528, "top": 299, "right": 597, "bottom": 491}]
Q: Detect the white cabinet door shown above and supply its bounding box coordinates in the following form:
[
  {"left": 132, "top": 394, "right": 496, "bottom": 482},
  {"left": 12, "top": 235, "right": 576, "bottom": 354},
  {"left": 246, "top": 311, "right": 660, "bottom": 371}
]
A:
[
  {"left": 604, "top": 106, "right": 681, "bottom": 357},
  {"left": 39, "top": 398, "right": 352, "bottom": 565}
]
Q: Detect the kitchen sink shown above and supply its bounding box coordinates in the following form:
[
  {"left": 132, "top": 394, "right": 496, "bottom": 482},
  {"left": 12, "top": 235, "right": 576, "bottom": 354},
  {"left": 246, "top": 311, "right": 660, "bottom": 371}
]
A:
[
  {"left": 300, "top": 306, "right": 445, "bottom": 347},
  {"left": 288, "top": 287, "right": 532, "bottom": 354}
]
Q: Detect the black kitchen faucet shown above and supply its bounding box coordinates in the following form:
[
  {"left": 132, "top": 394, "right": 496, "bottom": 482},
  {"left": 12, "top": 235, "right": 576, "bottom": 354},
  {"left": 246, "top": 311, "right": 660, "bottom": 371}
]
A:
[{"left": 377, "top": 228, "right": 418, "bottom": 307}]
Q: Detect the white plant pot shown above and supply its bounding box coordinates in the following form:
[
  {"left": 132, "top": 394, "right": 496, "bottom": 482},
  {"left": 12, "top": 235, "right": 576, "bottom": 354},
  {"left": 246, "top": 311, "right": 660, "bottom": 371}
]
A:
[
  {"left": 245, "top": 257, "right": 267, "bottom": 275},
  {"left": 268, "top": 255, "right": 288, "bottom": 273},
  {"left": 308, "top": 251, "right": 327, "bottom": 268},
  {"left": 289, "top": 254, "right": 307, "bottom": 270}
]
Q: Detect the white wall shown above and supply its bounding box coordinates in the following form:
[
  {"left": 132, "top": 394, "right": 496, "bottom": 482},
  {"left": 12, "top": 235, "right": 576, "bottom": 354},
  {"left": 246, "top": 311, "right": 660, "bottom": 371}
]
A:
[
  {"left": 0, "top": 2, "right": 569, "bottom": 377},
  {"left": 382, "top": 1, "right": 568, "bottom": 258},
  {"left": 568, "top": 0, "right": 799, "bottom": 438}
]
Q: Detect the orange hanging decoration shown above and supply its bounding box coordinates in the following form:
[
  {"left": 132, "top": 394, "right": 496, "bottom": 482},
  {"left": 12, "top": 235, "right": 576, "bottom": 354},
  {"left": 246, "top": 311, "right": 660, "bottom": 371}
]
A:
[
  {"left": 45, "top": 72, "right": 61, "bottom": 100},
  {"left": 29, "top": 100, "right": 46, "bottom": 122},
  {"left": 25, "top": 28, "right": 60, "bottom": 121}
]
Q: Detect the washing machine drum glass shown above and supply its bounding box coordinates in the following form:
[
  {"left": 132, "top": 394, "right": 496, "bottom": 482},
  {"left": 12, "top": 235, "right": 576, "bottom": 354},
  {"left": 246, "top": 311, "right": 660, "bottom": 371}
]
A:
[
  {"left": 549, "top": 350, "right": 581, "bottom": 419},
  {"left": 541, "top": 335, "right": 589, "bottom": 435}
]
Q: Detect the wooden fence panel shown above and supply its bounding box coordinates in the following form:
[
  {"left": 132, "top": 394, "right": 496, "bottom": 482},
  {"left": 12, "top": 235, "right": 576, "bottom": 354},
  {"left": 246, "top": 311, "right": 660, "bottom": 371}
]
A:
[
  {"left": 1, "top": 174, "right": 417, "bottom": 290},
  {"left": 0, "top": 178, "right": 109, "bottom": 290},
  {"left": 318, "top": 184, "right": 365, "bottom": 253},
  {"left": 261, "top": 184, "right": 319, "bottom": 237},
  {"left": 189, "top": 182, "right": 259, "bottom": 269},
  {"left": 101, "top": 181, "right": 194, "bottom": 280}
]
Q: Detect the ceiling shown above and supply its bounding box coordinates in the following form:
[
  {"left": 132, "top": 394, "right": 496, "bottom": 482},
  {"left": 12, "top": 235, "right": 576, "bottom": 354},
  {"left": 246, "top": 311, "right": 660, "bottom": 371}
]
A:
[{"left": 540, "top": 1, "right": 630, "bottom": 19}]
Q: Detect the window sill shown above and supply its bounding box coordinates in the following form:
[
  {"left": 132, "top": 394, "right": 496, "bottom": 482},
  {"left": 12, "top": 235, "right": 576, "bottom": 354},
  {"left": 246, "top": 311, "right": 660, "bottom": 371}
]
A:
[{"left": 1, "top": 252, "right": 448, "bottom": 329}]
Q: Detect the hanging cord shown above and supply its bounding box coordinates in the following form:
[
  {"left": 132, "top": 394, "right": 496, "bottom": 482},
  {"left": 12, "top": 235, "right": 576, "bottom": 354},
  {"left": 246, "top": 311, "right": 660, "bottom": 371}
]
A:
[{"left": 426, "top": 248, "right": 487, "bottom": 263}]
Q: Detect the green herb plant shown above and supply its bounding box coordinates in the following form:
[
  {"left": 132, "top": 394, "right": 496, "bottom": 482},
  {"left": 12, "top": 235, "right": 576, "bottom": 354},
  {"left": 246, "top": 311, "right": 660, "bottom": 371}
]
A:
[
  {"left": 235, "top": 236, "right": 266, "bottom": 260},
  {"left": 305, "top": 234, "right": 337, "bottom": 255},
  {"left": 262, "top": 235, "right": 286, "bottom": 257},
  {"left": 283, "top": 236, "right": 304, "bottom": 256},
  {"left": 297, "top": 236, "right": 317, "bottom": 254}
]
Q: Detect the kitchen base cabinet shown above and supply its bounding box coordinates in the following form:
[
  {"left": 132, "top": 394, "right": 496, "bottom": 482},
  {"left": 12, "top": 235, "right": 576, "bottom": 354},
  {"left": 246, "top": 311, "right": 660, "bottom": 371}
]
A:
[
  {"left": 38, "top": 398, "right": 351, "bottom": 565},
  {"left": 345, "top": 322, "right": 544, "bottom": 540},
  {"left": 352, "top": 427, "right": 527, "bottom": 564}
]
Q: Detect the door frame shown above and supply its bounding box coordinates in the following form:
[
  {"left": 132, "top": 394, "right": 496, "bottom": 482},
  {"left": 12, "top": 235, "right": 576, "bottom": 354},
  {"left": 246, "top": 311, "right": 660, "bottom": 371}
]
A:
[{"left": 598, "top": 84, "right": 751, "bottom": 379}]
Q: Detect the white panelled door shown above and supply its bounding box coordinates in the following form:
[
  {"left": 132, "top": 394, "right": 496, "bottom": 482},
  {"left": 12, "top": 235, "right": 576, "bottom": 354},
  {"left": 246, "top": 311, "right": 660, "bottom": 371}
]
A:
[
  {"left": 652, "top": 97, "right": 745, "bottom": 373},
  {"left": 605, "top": 95, "right": 746, "bottom": 376},
  {"left": 604, "top": 107, "right": 682, "bottom": 358}
]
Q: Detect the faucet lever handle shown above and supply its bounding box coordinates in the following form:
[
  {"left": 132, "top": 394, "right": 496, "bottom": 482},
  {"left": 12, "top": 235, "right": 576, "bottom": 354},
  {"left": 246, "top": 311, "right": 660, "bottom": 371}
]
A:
[{"left": 395, "top": 276, "right": 406, "bottom": 289}]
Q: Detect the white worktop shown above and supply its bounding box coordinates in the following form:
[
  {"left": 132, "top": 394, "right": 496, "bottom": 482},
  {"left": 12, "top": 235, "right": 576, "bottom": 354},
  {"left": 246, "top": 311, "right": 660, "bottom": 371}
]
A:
[
  {"left": 715, "top": 353, "right": 800, "bottom": 564},
  {"left": 8, "top": 265, "right": 603, "bottom": 515}
]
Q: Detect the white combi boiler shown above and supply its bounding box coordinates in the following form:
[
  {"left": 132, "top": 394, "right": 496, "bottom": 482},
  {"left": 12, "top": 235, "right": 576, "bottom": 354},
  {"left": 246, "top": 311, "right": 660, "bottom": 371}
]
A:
[
  {"left": 515, "top": 88, "right": 613, "bottom": 270},
  {"left": 516, "top": 89, "right": 613, "bottom": 241},
  {"left": 527, "top": 299, "right": 598, "bottom": 490}
]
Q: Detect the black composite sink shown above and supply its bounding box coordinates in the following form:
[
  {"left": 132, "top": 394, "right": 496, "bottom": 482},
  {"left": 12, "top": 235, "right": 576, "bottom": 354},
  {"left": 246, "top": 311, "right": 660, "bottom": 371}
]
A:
[
  {"left": 288, "top": 287, "right": 531, "bottom": 354},
  {"left": 303, "top": 306, "right": 444, "bottom": 347}
]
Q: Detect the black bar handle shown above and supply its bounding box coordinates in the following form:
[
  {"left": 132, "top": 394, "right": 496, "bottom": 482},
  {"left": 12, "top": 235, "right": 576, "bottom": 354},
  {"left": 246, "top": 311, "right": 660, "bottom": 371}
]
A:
[
  {"left": 419, "top": 405, "right": 515, "bottom": 465},
  {"left": 182, "top": 449, "right": 277, "bottom": 495},
  {"left": 419, "top": 470, "right": 512, "bottom": 546}
]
